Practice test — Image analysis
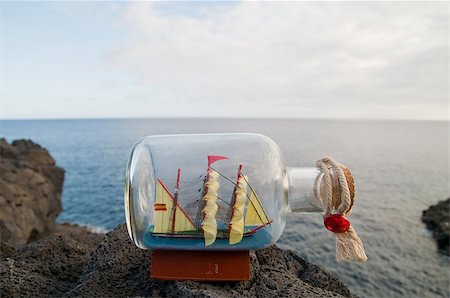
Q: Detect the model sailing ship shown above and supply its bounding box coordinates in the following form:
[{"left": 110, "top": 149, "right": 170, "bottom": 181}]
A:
[{"left": 150, "top": 155, "right": 272, "bottom": 246}]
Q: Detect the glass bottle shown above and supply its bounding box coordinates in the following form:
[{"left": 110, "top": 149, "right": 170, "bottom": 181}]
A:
[{"left": 124, "top": 133, "right": 325, "bottom": 251}]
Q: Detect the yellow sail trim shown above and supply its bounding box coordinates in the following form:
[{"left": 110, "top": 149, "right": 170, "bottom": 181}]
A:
[
  {"left": 202, "top": 170, "right": 219, "bottom": 246},
  {"left": 245, "top": 190, "right": 270, "bottom": 226},
  {"left": 153, "top": 179, "right": 195, "bottom": 233},
  {"left": 229, "top": 175, "right": 248, "bottom": 245}
]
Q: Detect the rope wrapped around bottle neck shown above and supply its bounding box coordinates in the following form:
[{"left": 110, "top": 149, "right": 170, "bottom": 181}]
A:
[{"left": 315, "top": 157, "right": 368, "bottom": 263}]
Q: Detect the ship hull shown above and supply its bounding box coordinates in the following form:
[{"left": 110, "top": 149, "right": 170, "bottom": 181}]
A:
[
  {"left": 144, "top": 225, "right": 272, "bottom": 250},
  {"left": 150, "top": 229, "right": 255, "bottom": 239}
]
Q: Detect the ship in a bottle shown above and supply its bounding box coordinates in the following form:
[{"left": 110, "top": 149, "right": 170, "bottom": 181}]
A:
[{"left": 146, "top": 155, "right": 273, "bottom": 248}]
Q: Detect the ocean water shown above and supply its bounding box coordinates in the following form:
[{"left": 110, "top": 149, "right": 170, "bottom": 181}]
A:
[{"left": 0, "top": 118, "right": 448, "bottom": 297}]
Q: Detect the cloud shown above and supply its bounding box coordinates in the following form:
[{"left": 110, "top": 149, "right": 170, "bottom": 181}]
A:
[{"left": 111, "top": 2, "right": 448, "bottom": 119}]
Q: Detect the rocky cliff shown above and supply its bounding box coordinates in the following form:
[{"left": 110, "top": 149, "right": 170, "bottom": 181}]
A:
[
  {"left": 0, "top": 139, "right": 65, "bottom": 246},
  {"left": 422, "top": 198, "right": 450, "bottom": 256}
]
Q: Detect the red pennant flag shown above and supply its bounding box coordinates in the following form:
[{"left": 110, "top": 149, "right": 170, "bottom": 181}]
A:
[{"left": 207, "top": 155, "right": 229, "bottom": 166}]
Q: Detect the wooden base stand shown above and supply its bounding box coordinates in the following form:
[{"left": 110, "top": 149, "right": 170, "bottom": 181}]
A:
[{"left": 151, "top": 250, "right": 250, "bottom": 281}]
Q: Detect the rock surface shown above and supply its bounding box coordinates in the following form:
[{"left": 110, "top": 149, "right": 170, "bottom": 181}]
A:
[
  {"left": 422, "top": 198, "right": 450, "bottom": 256},
  {"left": 0, "top": 224, "right": 354, "bottom": 297},
  {"left": 0, "top": 138, "right": 65, "bottom": 247}
]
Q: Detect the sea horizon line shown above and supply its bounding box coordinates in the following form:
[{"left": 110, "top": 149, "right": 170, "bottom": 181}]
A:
[{"left": 0, "top": 116, "right": 448, "bottom": 123}]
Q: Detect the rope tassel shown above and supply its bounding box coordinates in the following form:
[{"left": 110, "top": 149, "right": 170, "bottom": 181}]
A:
[
  {"left": 335, "top": 225, "right": 367, "bottom": 262},
  {"left": 315, "top": 157, "right": 368, "bottom": 263}
]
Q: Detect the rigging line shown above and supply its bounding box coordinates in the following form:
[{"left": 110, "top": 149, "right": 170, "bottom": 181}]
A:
[
  {"left": 210, "top": 166, "right": 268, "bottom": 225},
  {"left": 210, "top": 166, "right": 259, "bottom": 205},
  {"left": 239, "top": 173, "right": 270, "bottom": 224},
  {"left": 179, "top": 183, "right": 200, "bottom": 187},
  {"left": 208, "top": 166, "right": 236, "bottom": 185},
  {"left": 179, "top": 175, "right": 205, "bottom": 184},
  {"left": 194, "top": 173, "right": 208, "bottom": 228},
  {"left": 216, "top": 195, "right": 232, "bottom": 207},
  {"left": 179, "top": 184, "right": 204, "bottom": 193},
  {"left": 233, "top": 168, "right": 266, "bottom": 225},
  {"left": 160, "top": 177, "right": 202, "bottom": 183},
  {"left": 209, "top": 165, "right": 239, "bottom": 221},
  {"left": 198, "top": 193, "right": 232, "bottom": 208},
  {"left": 181, "top": 175, "right": 204, "bottom": 183}
]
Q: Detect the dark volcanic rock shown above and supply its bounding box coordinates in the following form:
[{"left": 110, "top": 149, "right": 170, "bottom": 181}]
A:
[
  {"left": 422, "top": 198, "right": 450, "bottom": 255},
  {"left": 0, "top": 138, "right": 65, "bottom": 246},
  {"left": 0, "top": 232, "right": 103, "bottom": 297},
  {"left": 0, "top": 241, "right": 14, "bottom": 258},
  {"left": 1, "top": 224, "right": 354, "bottom": 297},
  {"left": 71, "top": 224, "right": 353, "bottom": 297}
]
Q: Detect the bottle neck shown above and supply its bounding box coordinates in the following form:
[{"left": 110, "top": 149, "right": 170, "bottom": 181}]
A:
[{"left": 286, "top": 167, "right": 324, "bottom": 213}]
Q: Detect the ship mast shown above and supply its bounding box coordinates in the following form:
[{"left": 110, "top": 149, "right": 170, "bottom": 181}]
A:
[
  {"left": 168, "top": 168, "right": 181, "bottom": 234},
  {"left": 228, "top": 165, "right": 248, "bottom": 245},
  {"left": 153, "top": 176, "right": 195, "bottom": 234},
  {"left": 196, "top": 155, "right": 228, "bottom": 246},
  {"left": 201, "top": 171, "right": 219, "bottom": 246},
  {"left": 194, "top": 175, "right": 207, "bottom": 229},
  {"left": 227, "top": 164, "right": 242, "bottom": 222}
]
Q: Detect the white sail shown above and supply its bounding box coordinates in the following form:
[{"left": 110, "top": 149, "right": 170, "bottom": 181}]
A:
[
  {"left": 201, "top": 170, "right": 220, "bottom": 246},
  {"left": 229, "top": 175, "right": 248, "bottom": 245}
]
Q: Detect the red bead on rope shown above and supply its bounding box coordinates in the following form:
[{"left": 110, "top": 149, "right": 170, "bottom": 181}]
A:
[{"left": 324, "top": 214, "right": 350, "bottom": 233}]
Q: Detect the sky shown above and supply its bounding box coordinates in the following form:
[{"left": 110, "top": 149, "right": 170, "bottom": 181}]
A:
[{"left": 0, "top": 1, "right": 448, "bottom": 120}]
